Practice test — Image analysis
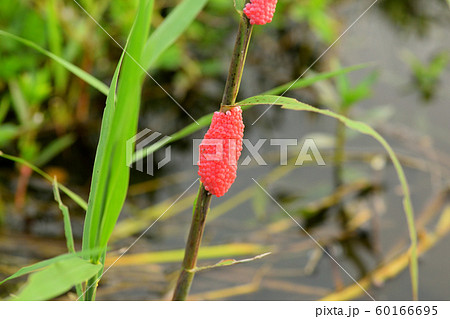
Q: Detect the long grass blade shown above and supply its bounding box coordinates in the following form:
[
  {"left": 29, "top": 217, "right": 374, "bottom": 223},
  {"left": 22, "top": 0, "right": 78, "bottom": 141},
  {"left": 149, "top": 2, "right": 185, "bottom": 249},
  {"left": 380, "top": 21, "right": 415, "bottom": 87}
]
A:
[
  {"left": 52, "top": 180, "right": 76, "bottom": 254},
  {"left": 239, "top": 94, "right": 419, "bottom": 300},
  {"left": 12, "top": 257, "right": 102, "bottom": 301},
  {"left": 105, "top": 243, "right": 270, "bottom": 266},
  {"left": 82, "top": 0, "right": 154, "bottom": 255},
  {"left": 52, "top": 179, "right": 82, "bottom": 297},
  {"left": 81, "top": 0, "right": 154, "bottom": 300},
  {"left": 142, "top": 0, "right": 209, "bottom": 70},
  {"left": 0, "top": 250, "right": 103, "bottom": 286},
  {"left": 0, "top": 29, "right": 109, "bottom": 95}
]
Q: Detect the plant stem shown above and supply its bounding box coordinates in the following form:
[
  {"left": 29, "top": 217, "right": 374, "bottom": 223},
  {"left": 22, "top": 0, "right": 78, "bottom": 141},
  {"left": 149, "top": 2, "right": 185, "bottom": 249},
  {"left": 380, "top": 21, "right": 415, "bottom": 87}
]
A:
[
  {"left": 220, "top": 9, "right": 253, "bottom": 109},
  {"left": 172, "top": 185, "right": 212, "bottom": 300},
  {"left": 333, "top": 108, "right": 351, "bottom": 227},
  {"left": 172, "top": 7, "right": 253, "bottom": 301},
  {"left": 333, "top": 108, "right": 348, "bottom": 190}
]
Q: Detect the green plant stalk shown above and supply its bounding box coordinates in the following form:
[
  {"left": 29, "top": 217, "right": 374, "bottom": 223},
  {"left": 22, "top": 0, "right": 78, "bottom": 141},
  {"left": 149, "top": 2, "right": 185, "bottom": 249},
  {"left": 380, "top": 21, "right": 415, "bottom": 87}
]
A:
[
  {"left": 172, "top": 9, "right": 253, "bottom": 301},
  {"left": 333, "top": 108, "right": 351, "bottom": 228},
  {"left": 333, "top": 111, "right": 347, "bottom": 189},
  {"left": 220, "top": 11, "right": 253, "bottom": 111}
]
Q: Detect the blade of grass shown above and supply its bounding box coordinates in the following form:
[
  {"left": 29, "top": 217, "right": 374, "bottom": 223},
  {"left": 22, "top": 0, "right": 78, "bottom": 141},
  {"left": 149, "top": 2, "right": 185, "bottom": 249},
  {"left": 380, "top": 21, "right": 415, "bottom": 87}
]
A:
[
  {"left": 12, "top": 257, "right": 102, "bottom": 301},
  {"left": 0, "top": 98, "right": 10, "bottom": 123},
  {"left": 34, "top": 134, "right": 76, "bottom": 167},
  {"left": 142, "top": 0, "right": 209, "bottom": 70},
  {"left": 0, "top": 250, "right": 103, "bottom": 286},
  {"left": 46, "top": 0, "right": 67, "bottom": 92},
  {"left": 8, "top": 79, "right": 29, "bottom": 125},
  {"left": 83, "top": 0, "right": 154, "bottom": 253},
  {"left": 0, "top": 30, "right": 109, "bottom": 95},
  {"left": 81, "top": 0, "right": 154, "bottom": 300},
  {"left": 193, "top": 252, "right": 271, "bottom": 272},
  {"left": 105, "top": 243, "right": 270, "bottom": 266},
  {"left": 0, "top": 124, "right": 20, "bottom": 147},
  {"left": 52, "top": 179, "right": 76, "bottom": 254},
  {"left": 239, "top": 94, "right": 418, "bottom": 300},
  {"left": 80, "top": 52, "right": 125, "bottom": 255},
  {"left": 52, "top": 178, "right": 82, "bottom": 297}
]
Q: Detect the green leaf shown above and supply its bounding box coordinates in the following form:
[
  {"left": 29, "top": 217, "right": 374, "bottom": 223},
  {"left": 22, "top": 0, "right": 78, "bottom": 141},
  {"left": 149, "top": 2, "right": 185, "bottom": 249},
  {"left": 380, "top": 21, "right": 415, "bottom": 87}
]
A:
[
  {"left": 46, "top": 0, "right": 67, "bottom": 92},
  {"left": 0, "top": 29, "right": 109, "bottom": 96},
  {"left": 34, "top": 134, "right": 76, "bottom": 167},
  {"left": 337, "top": 70, "right": 378, "bottom": 109},
  {"left": 52, "top": 179, "right": 83, "bottom": 298},
  {"left": 8, "top": 79, "right": 29, "bottom": 125},
  {"left": 52, "top": 180, "right": 76, "bottom": 254},
  {"left": 81, "top": 0, "right": 155, "bottom": 300},
  {"left": 12, "top": 257, "right": 102, "bottom": 301},
  {"left": 0, "top": 250, "right": 103, "bottom": 286},
  {"left": 142, "top": 0, "right": 209, "bottom": 70},
  {"left": 133, "top": 64, "right": 370, "bottom": 164},
  {"left": 82, "top": 0, "right": 154, "bottom": 258},
  {"left": 0, "top": 124, "right": 20, "bottom": 147},
  {"left": 239, "top": 94, "right": 419, "bottom": 300},
  {"left": 0, "top": 97, "right": 10, "bottom": 124}
]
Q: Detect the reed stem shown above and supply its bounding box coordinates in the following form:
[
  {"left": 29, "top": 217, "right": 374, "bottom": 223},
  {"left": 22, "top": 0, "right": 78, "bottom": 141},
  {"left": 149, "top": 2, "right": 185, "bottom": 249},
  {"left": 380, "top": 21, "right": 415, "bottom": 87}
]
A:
[{"left": 172, "top": 6, "right": 253, "bottom": 301}]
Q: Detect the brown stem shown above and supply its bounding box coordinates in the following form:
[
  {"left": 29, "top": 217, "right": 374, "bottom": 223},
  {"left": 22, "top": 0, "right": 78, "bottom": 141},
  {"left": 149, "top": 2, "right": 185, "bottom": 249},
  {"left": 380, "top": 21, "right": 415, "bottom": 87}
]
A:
[
  {"left": 172, "top": 7, "right": 253, "bottom": 301},
  {"left": 172, "top": 184, "right": 212, "bottom": 300}
]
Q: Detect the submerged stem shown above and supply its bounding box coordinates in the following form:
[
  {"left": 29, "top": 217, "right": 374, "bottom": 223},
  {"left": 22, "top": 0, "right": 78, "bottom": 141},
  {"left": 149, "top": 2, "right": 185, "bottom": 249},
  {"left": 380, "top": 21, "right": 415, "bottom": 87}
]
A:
[{"left": 172, "top": 7, "right": 253, "bottom": 301}]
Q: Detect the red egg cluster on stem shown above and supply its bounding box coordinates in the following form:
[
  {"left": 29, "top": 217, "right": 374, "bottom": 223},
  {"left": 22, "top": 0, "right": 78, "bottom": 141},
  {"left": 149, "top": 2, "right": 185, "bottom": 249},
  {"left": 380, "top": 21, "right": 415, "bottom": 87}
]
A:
[
  {"left": 198, "top": 106, "right": 245, "bottom": 197},
  {"left": 244, "top": 0, "right": 278, "bottom": 25},
  {"left": 173, "top": 0, "right": 267, "bottom": 301}
]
